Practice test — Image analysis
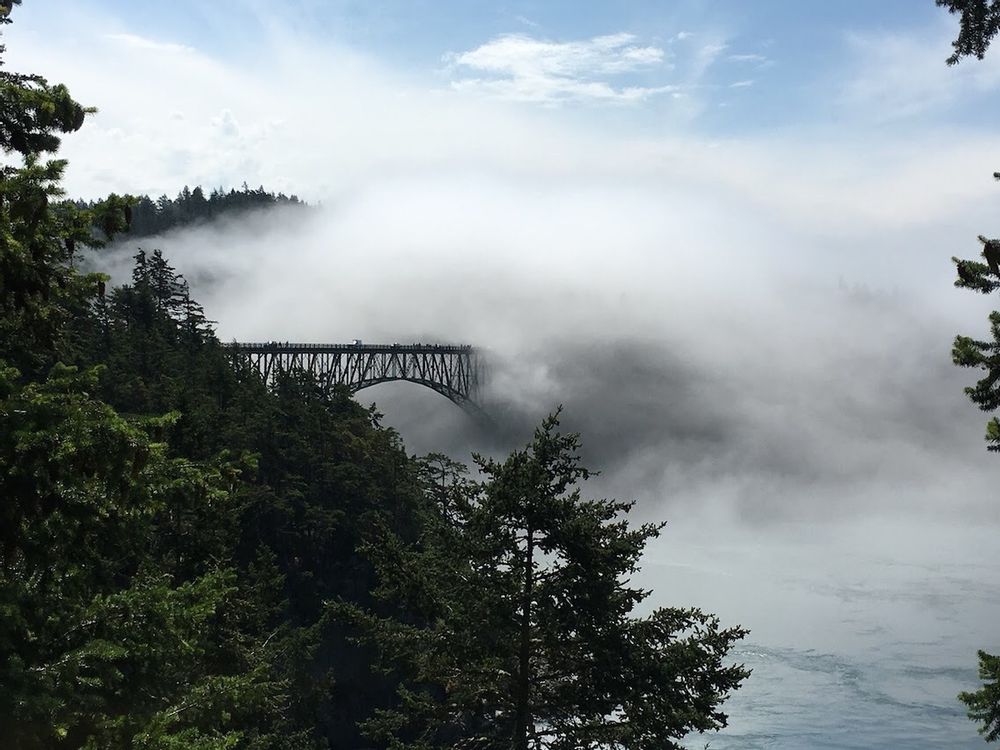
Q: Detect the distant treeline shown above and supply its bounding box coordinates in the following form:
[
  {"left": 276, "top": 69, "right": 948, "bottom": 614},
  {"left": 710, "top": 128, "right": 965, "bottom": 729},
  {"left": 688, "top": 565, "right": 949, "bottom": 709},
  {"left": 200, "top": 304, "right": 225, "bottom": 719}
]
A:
[{"left": 80, "top": 183, "right": 307, "bottom": 239}]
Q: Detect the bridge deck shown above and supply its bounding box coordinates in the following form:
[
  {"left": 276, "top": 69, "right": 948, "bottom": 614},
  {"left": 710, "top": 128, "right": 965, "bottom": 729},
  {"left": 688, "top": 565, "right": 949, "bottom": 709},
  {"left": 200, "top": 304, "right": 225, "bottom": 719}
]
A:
[{"left": 225, "top": 342, "right": 473, "bottom": 354}]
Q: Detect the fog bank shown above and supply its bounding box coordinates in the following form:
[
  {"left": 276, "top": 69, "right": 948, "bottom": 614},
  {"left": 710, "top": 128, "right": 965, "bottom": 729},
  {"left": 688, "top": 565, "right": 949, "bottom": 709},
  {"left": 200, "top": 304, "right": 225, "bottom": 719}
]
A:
[{"left": 99, "top": 170, "right": 999, "bottom": 526}]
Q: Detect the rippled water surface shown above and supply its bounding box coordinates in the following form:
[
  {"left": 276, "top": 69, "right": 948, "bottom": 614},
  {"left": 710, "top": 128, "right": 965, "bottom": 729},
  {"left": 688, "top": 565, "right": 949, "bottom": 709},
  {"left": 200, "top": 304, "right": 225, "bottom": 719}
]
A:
[
  {"left": 691, "top": 643, "right": 979, "bottom": 749},
  {"left": 636, "top": 519, "right": 1000, "bottom": 749}
]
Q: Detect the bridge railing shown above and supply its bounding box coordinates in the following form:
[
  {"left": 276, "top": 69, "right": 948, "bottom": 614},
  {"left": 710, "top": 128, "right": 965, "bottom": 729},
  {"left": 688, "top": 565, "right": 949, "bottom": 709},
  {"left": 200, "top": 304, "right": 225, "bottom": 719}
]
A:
[{"left": 224, "top": 342, "right": 474, "bottom": 354}]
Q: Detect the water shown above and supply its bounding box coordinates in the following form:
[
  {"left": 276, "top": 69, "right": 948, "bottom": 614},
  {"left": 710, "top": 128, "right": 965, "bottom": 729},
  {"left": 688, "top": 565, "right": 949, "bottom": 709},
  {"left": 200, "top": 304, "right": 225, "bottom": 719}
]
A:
[
  {"left": 697, "top": 643, "right": 978, "bottom": 748},
  {"left": 636, "top": 518, "right": 1000, "bottom": 749}
]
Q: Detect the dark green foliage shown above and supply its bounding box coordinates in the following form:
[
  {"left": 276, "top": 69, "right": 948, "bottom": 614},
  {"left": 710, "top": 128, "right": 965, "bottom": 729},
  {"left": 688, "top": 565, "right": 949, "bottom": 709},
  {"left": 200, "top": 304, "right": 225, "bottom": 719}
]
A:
[
  {"left": 0, "top": 9, "right": 321, "bottom": 746},
  {"left": 345, "top": 413, "right": 750, "bottom": 750},
  {"left": 950, "top": 197, "right": 1000, "bottom": 741},
  {"left": 1, "top": 6, "right": 364, "bottom": 747},
  {"left": 82, "top": 184, "right": 306, "bottom": 240},
  {"left": 70, "top": 248, "right": 426, "bottom": 748},
  {"left": 961, "top": 651, "right": 1000, "bottom": 742},
  {"left": 937, "top": 0, "right": 1000, "bottom": 64},
  {"left": 0, "top": 260, "right": 311, "bottom": 747},
  {"left": 0, "top": 48, "right": 132, "bottom": 379},
  {"left": 0, "top": 0, "right": 85, "bottom": 158},
  {"left": 949, "top": 203, "right": 1000, "bottom": 743},
  {"left": 934, "top": 5, "right": 1000, "bottom": 739},
  {"left": 950, "top": 211, "right": 1000, "bottom": 451}
]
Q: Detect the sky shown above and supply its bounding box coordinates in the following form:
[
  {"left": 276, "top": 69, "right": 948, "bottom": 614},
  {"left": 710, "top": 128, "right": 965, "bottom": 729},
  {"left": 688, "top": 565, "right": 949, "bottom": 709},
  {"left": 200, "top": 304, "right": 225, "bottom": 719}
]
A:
[
  {"left": 8, "top": 3, "right": 1000, "bottom": 742},
  {"left": 11, "top": 0, "right": 1000, "bottom": 201}
]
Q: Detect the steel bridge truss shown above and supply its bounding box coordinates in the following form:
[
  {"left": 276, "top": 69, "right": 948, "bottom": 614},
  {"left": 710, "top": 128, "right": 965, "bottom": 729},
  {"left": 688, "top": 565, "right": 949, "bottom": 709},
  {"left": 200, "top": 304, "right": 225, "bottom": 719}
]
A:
[{"left": 226, "top": 342, "right": 484, "bottom": 414}]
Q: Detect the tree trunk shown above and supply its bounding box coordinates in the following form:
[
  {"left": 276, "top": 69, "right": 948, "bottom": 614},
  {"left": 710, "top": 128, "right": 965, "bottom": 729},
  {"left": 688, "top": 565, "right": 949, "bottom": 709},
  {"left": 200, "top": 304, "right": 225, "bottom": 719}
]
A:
[{"left": 513, "top": 526, "right": 533, "bottom": 750}]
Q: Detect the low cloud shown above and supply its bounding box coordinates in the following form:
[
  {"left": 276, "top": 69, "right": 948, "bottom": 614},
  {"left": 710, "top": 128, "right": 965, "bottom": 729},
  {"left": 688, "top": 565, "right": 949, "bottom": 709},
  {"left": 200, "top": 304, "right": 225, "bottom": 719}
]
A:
[{"left": 98, "top": 170, "right": 1000, "bottom": 527}]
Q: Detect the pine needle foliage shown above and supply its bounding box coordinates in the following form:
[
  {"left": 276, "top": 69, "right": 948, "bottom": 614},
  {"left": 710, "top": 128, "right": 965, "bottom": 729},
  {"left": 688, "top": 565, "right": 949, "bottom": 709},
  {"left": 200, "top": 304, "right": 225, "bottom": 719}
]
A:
[{"left": 344, "top": 413, "right": 749, "bottom": 750}]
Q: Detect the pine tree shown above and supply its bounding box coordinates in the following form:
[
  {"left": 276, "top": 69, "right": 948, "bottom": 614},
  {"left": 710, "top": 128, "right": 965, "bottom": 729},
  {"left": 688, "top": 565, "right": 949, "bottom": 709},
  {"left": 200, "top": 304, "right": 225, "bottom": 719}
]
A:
[
  {"left": 928, "top": 3, "right": 1000, "bottom": 740},
  {"left": 951, "top": 216, "right": 1000, "bottom": 454},
  {"left": 950, "top": 196, "right": 1000, "bottom": 739},
  {"left": 0, "top": 0, "right": 131, "bottom": 380},
  {"left": 92, "top": 183, "right": 305, "bottom": 240},
  {"left": 0, "top": 6, "right": 320, "bottom": 747},
  {"left": 960, "top": 651, "right": 1000, "bottom": 742},
  {"left": 346, "top": 412, "right": 749, "bottom": 750},
  {"left": 936, "top": 0, "right": 1000, "bottom": 64}
]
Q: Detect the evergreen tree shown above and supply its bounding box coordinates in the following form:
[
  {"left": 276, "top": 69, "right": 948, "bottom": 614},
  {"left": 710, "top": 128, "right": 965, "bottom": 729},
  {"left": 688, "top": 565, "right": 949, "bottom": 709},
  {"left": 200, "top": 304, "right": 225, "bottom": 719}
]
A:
[
  {"left": 928, "top": 4, "right": 1000, "bottom": 737},
  {"left": 0, "top": 0, "right": 130, "bottom": 380},
  {"left": 937, "top": 0, "right": 1000, "bottom": 63},
  {"left": 951, "top": 223, "right": 1000, "bottom": 453},
  {"left": 0, "top": 6, "right": 321, "bottom": 747},
  {"left": 960, "top": 651, "right": 1000, "bottom": 742},
  {"left": 346, "top": 413, "right": 749, "bottom": 750},
  {"left": 950, "top": 195, "right": 1000, "bottom": 741},
  {"left": 86, "top": 183, "right": 306, "bottom": 241}
]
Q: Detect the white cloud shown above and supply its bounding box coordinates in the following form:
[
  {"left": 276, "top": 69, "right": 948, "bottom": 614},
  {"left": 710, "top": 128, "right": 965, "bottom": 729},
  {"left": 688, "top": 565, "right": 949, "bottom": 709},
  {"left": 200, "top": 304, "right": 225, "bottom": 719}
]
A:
[
  {"left": 105, "top": 32, "right": 194, "bottom": 55},
  {"left": 726, "top": 52, "right": 773, "bottom": 72},
  {"left": 445, "top": 32, "right": 672, "bottom": 104},
  {"left": 692, "top": 40, "right": 728, "bottom": 77},
  {"left": 728, "top": 53, "right": 768, "bottom": 64}
]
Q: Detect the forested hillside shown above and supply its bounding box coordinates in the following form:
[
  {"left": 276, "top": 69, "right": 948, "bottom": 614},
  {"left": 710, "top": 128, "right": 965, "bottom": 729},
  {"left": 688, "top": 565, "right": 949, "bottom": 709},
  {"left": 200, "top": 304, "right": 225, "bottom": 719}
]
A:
[
  {"left": 79, "top": 184, "right": 306, "bottom": 240},
  {"left": 0, "top": 3, "right": 747, "bottom": 748}
]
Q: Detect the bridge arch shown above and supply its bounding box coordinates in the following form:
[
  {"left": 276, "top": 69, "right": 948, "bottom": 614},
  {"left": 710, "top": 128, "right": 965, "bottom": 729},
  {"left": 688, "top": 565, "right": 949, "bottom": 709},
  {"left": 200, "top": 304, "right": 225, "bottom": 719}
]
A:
[
  {"left": 350, "top": 377, "right": 489, "bottom": 420},
  {"left": 226, "top": 342, "right": 487, "bottom": 419}
]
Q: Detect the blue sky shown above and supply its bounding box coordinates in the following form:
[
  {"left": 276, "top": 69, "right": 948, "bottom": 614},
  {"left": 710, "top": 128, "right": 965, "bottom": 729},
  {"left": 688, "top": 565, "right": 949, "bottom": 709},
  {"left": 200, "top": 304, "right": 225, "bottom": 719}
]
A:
[
  {"left": 16, "top": 0, "right": 994, "bottom": 143},
  {"left": 91, "top": 0, "right": 945, "bottom": 74}
]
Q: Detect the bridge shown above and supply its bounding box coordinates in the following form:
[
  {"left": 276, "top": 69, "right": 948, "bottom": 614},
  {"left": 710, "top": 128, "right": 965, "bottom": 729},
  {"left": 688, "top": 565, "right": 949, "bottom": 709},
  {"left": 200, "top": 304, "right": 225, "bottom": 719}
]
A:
[{"left": 225, "top": 342, "right": 486, "bottom": 416}]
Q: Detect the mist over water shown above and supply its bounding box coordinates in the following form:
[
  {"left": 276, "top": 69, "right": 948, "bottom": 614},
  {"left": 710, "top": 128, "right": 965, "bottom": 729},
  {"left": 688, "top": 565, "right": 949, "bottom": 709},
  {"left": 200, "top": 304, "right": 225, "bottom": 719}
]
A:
[
  {"left": 105, "top": 174, "right": 998, "bottom": 520},
  {"left": 100, "top": 168, "right": 1000, "bottom": 748}
]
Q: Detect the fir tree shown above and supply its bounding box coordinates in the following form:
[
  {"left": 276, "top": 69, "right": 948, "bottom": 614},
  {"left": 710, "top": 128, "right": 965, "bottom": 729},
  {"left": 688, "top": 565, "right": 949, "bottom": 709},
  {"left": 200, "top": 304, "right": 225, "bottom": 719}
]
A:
[
  {"left": 960, "top": 651, "right": 1000, "bottom": 742},
  {"left": 0, "top": 6, "right": 320, "bottom": 747},
  {"left": 345, "top": 412, "right": 749, "bottom": 750},
  {"left": 937, "top": 0, "right": 1000, "bottom": 64},
  {"left": 950, "top": 192, "right": 1000, "bottom": 740},
  {"left": 88, "top": 183, "right": 306, "bottom": 240},
  {"left": 933, "top": 6, "right": 1000, "bottom": 732}
]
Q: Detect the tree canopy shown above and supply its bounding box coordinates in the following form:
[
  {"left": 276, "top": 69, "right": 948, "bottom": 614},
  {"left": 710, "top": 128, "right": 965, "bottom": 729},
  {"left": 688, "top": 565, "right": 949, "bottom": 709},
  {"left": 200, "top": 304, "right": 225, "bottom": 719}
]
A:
[
  {"left": 345, "top": 414, "right": 749, "bottom": 750},
  {"left": 0, "top": 7, "right": 416, "bottom": 745},
  {"left": 79, "top": 184, "right": 306, "bottom": 241},
  {"left": 937, "top": 0, "right": 1000, "bottom": 64},
  {"left": 933, "top": 0, "right": 1000, "bottom": 738}
]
